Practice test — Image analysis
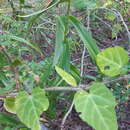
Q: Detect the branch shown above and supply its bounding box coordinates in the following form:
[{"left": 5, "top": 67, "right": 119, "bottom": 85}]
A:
[
  {"left": 1, "top": 74, "right": 130, "bottom": 99},
  {"left": 94, "top": 15, "right": 112, "bottom": 29},
  {"left": 89, "top": 7, "right": 130, "bottom": 41},
  {"left": 0, "top": 85, "right": 89, "bottom": 98},
  {"left": 111, "top": 8, "right": 130, "bottom": 41},
  {"left": 44, "top": 86, "right": 89, "bottom": 91},
  {"left": 103, "top": 74, "right": 130, "bottom": 84},
  {"left": 80, "top": 8, "right": 90, "bottom": 76},
  {"left": 60, "top": 101, "right": 74, "bottom": 130}
]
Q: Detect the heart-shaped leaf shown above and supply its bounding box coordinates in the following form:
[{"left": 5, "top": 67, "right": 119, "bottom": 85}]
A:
[
  {"left": 96, "top": 46, "right": 128, "bottom": 77},
  {"left": 74, "top": 82, "right": 118, "bottom": 130},
  {"left": 15, "top": 88, "right": 49, "bottom": 130}
]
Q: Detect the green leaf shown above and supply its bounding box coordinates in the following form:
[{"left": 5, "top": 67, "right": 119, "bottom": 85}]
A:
[
  {"left": 72, "top": 0, "right": 98, "bottom": 9},
  {"left": 4, "top": 97, "right": 16, "bottom": 114},
  {"left": 53, "top": 15, "right": 66, "bottom": 66},
  {"left": 15, "top": 88, "right": 49, "bottom": 130},
  {"left": 9, "top": 35, "right": 42, "bottom": 55},
  {"left": 55, "top": 66, "right": 77, "bottom": 86},
  {"left": 27, "top": 0, "right": 60, "bottom": 30},
  {"left": 11, "top": 59, "right": 22, "bottom": 67},
  {"left": 40, "top": 64, "right": 52, "bottom": 88},
  {"left": 69, "top": 16, "right": 100, "bottom": 62},
  {"left": 0, "top": 112, "right": 22, "bottom": 127},
  {"left": 96, "top": 46, "right": 128, "bottom": 77},
  {"left": 0, "top": 82, "right": 14, "bottom": 95},
  {"left": 0, "top": 52, "right": 9, "bottom": 67},
  {"left": 70, "top": 64, "right": 81, "bottom": 84},
  {"left": 19, "top": 128, "right": 29, "bottom": 130},
  {"left": 18, "top": 0, "right": 59, "bottom": 17},
  {"left": 74, "top": 82, "right": 118, "bottom": 130},
  {"left": 60, "top": 39, "right": 70, "bottom": 72},
  {"left": 112, "top": 24, "right": 122, "bottom": 38},
  {"left": 20, "top": 0, "right": 25, "bottom": 4},
  {"left": 53, "top": 15, "right": 70, "bottom": 71},
  {"left": 105, "top": 12, "right": 116, "bottom": 21},
  {"left": 4, "top": 127, "right": 14, "bottom": 130}
]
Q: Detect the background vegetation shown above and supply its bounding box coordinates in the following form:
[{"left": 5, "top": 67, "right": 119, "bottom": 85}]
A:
[{"left": 0, "top": 0, "right": 130, "bottom": 130}]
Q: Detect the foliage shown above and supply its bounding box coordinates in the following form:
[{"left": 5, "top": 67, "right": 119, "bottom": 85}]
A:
[
  {"left": 69, "top": 16, "right": 100, "bottom": 62},
  {"left": 96, "top": 46, "right": 129, "bottom": 77},
  {"left": 55, "top": 66, "right": 77, "bottom": 86},
  {"left": 72, "top": 0, "right": 97, "bottom": 9},
  {"left": 4, "top": 97, "right": 16, "bottom": 114},
  {"left": 74, "top": 83, "right": 118, "bottom": 130},
  {"left": 0, "top": 0, "right": 130, "bottom": 130},
  {"left": 15, "top": 88, "right": 49, "bottom": 130},
  {"left": 0, "top": 112, "right": 23, "bottom": 127},
  {"left": 53, "top": 15, "right": 66, "bottom": 66}
]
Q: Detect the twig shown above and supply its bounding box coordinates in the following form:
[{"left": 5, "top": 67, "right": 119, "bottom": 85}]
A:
[
  {"left": 1, "top": 74, "right": 130, "bottom": 98},
  {"left": 60, "top": 101, "right": 74, "bottom": 130},
  {"left": 0, "top": 85, "right": 89, "bottom": 98},
  {"left": 89, "top": 7, "right": 130, "bottom": 41},
  {"left": 103, "top": 74, "right": 130, "bottom": 84},
  {"left": 112, "top": 8, "right": 130, "bottom": 41},
  {"left": 80, "top": 9, "right": 90, "bottom": 77},
  {"left": 45, "top": 86, "right": 89, "bottom": 91},
  {"left": 71, "top": 55, "right": 89, "bottom": 63},
  {"left": 80, "top": 46, "right": 86, "bottom": 76},
  {"left": 94, "top": 15, "right": 112, "bottom": 29}
]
